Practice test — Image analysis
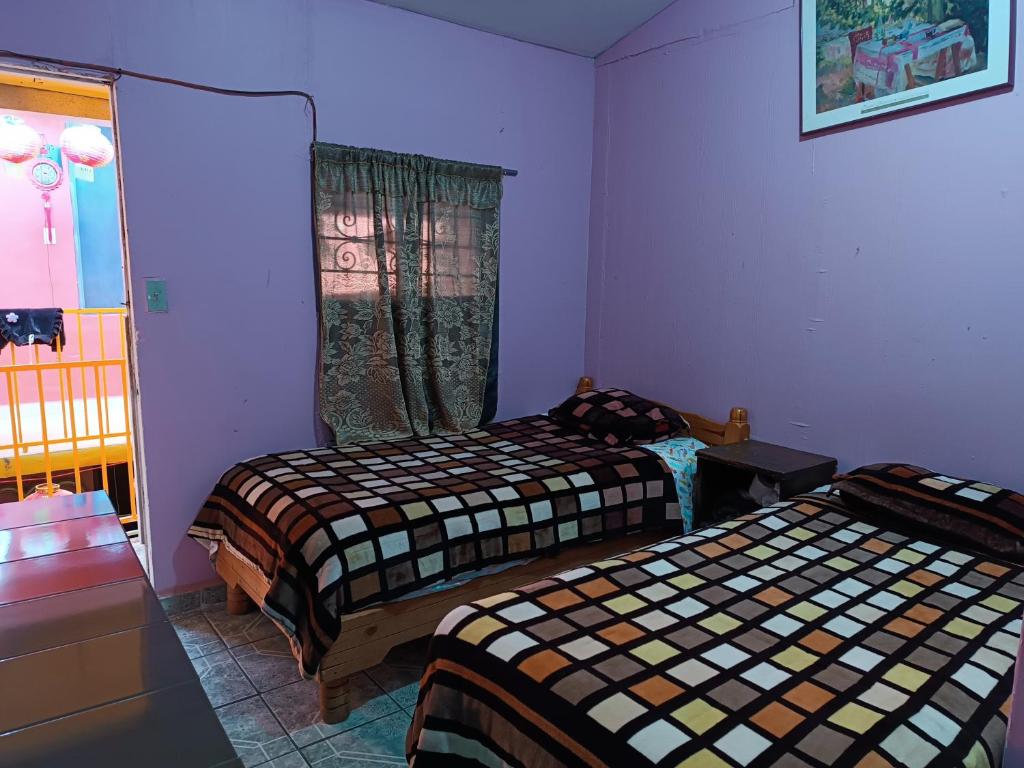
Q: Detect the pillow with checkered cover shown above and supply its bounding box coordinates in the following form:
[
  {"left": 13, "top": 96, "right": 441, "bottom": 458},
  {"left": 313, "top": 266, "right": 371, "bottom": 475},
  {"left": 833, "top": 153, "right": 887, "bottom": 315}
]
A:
[
  {"left": 833, "top": 463, "right": 1024, "bottom": 564},
  {"left": 548, "top": 388, "right": 689, "bottom": 447}
]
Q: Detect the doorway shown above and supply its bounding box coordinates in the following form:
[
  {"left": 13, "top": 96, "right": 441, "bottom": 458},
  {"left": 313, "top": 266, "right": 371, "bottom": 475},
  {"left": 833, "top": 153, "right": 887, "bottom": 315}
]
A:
[{"left": 0, "top": 70, "right": 147, "bottom": 571}]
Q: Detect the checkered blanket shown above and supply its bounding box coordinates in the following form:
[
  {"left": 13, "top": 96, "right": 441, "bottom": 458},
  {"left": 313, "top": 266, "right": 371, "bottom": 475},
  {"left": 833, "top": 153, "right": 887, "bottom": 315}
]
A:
[
  {"left": 408, "top": 492, "right": 1022, "bottom": 767},
  {"left": 189, "top": 415, "right": 680, "bottom": 675}
]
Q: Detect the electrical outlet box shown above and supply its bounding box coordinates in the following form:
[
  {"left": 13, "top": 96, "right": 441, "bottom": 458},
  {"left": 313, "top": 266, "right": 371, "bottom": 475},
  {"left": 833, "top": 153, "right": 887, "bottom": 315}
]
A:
[{"left": 145, "top": 279, "right": 168, "bottom": 313}]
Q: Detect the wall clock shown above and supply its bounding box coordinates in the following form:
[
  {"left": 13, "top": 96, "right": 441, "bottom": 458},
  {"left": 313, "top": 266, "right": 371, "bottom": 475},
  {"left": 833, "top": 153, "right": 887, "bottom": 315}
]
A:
[
  {"left": 28, "top": 157, "right": 62, "bottom": 191},
  {"left": 27, "top": 157, "right": 63, "bottom": 245}
]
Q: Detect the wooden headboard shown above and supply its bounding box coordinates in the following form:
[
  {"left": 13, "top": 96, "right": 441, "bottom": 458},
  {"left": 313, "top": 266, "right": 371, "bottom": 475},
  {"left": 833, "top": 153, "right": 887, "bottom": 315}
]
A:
[{"left": 575, "top": 377, "right": 750, "bottom": 446}]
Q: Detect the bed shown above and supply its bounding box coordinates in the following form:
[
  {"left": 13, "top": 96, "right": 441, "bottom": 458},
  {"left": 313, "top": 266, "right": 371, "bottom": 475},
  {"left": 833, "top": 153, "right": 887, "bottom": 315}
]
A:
[
  {"left": 188, "top": 377, "right": 750, "bottom": 722},
  {"left": 407, "top": 477, "right": 1024, "bottom": 767}
]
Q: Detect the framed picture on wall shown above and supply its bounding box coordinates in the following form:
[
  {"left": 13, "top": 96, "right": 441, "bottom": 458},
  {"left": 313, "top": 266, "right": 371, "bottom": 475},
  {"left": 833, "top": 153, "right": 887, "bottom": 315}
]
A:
[{"left": 801, "top": 0, "right": 1014, "bottom": 134}]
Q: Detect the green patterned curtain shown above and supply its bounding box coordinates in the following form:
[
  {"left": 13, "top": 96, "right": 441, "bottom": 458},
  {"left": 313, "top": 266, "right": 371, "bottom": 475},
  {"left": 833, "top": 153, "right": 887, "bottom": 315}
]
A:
[{"left": 315, "top": 144, "right": 501, "bottom": 443}]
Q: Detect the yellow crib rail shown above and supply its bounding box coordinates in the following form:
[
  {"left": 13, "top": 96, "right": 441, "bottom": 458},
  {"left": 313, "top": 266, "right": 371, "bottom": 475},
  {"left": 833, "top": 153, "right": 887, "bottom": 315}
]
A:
[{"left": 0, "top": 308, "right": 138, "bottom": 524}]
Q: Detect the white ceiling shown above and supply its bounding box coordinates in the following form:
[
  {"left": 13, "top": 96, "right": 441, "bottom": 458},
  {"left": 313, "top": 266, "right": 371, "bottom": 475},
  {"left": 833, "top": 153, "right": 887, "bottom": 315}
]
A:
[{"left": 365, "top": 0, "right": 678, "bottom": 57}]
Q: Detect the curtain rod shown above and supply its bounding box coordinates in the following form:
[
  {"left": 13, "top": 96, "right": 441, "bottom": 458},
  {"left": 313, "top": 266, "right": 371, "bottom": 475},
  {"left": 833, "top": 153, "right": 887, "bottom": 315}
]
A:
[{"left": 503, "top": 169, "right": 518, "bottom": 177}]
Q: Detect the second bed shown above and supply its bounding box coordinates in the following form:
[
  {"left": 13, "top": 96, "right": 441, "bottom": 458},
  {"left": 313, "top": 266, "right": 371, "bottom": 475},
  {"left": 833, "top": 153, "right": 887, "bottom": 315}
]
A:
[{"left": 407, "top": 466, "right": 1024, "bottom": 767}]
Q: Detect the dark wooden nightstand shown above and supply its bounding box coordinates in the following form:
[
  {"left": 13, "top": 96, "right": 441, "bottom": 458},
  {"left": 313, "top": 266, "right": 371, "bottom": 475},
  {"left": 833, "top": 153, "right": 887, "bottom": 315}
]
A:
[{"left": 694, "top": 440, "right": 837, "bottom": 523}]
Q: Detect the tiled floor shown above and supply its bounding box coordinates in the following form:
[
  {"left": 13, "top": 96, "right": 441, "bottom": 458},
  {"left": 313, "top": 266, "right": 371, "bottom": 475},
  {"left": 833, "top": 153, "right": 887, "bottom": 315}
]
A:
[{"left": 166, "top": 590, "right": 424, "bottom": 767}]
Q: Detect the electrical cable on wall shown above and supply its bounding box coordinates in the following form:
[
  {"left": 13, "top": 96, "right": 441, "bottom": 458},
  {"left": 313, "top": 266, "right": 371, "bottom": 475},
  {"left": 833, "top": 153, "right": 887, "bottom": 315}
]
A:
[
  {"left": 0, "top": 50, "right": 519, "bottom": 175},
  {"left": 0, "top": 48, "right": 322, "bottom": 319},
  {"left": 0, "top": 49, "right": 518, "bottom": 441},
  {"left": 0, "top": 48, "right": 519, "bottom": 301},
  {"left": 0, "top": 49, "right": 319, "bottom": 141}
]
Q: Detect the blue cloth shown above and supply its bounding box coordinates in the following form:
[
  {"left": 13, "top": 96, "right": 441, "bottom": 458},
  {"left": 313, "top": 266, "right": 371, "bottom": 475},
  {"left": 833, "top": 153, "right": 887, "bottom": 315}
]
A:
[{"left": 640, "top": 436, "right": 707, "bottom": 532}]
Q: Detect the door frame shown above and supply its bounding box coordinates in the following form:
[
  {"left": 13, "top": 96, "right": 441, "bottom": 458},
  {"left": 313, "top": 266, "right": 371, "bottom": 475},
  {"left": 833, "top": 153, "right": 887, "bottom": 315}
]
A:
[
  {"left": 0, "top": 63, "right": 152, "bottom": 570},
  {"left": 108, "top": 77, "right": 153, "bottom": 575}
]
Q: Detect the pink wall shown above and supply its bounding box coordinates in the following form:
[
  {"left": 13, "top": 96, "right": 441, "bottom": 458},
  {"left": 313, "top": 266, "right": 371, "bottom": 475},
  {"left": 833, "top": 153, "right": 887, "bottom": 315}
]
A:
[
  {"left": 0, "top": 109, "right": 122, "bottom": 405},
  {"left": 586, "top": 0, "right": 1024, "bottom": 490},
  {"left": 1, "top": 0, "right": 595, "bottom": 594},
  {"left": 0, "top": 110, "right": 80, "bottom": 311}
]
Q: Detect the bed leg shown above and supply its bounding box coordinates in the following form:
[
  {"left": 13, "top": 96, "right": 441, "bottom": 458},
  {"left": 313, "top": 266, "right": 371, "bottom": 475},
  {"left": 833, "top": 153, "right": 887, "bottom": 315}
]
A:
[
  {"left": 320, "top": 677, "right": 351, "bottom": 724},
  {"left": 226, "top": 584, "right": 254, "bottom": 615}
]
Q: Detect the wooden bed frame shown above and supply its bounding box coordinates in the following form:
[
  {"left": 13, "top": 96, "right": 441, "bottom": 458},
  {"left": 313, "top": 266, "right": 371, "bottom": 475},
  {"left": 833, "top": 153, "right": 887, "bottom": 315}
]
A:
[{"left": 217, "top": 377, "right": 749, "bottom": 723}]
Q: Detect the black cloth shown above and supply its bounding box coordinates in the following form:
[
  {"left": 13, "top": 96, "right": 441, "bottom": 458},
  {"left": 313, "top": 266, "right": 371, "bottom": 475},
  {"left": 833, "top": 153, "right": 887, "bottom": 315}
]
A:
[{"left": 0, "top": 308, "right": 65, "bottom": 352}]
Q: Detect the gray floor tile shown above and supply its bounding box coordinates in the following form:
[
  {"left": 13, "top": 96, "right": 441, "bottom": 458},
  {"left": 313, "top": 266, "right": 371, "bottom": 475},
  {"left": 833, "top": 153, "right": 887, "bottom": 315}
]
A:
[
  {"left": 160, "top": 591, "right": 201, "bottom": 616},
  {"left": 365, "top": 663, "right": 421, "bottom": 710},
  {"left": 367, "top": 637, "right": 428, "bottom": 711},
  {"left": 233, "top": 635, "right": 303, "bottom": 692},
  {"left": 301, "top": 759, "right": 401, "bottom": 768},
  {"left": 172, "top": 609, "right": 228, "bottom": 659},
  {"left": 203, "top": 584, "right": 228, "bottom": 607},
  {"left": 215, "top": 695, "right": 294, "bottom": 767},
  {"left": 300, "top": 711, "right": 410, "bottom": 767},
  {"left": 206, "top": 606, "right": 280, "bottom": 648},
  {"left": 263, "top": 674, "right": 398, "bottom": 749},
  {"left": 193, "top": 649, "right": 257, "bottom": 708},
  {"left": 264, "top": 753, "right": 309, "bottom": 767}
]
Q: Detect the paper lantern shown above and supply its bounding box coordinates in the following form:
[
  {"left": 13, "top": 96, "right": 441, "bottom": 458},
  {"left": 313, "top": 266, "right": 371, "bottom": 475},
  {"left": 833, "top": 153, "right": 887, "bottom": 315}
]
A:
[
  {"left": 0, "top": 115, "right": 41, "bottom": 164},
  {"left": 59, "top": 124, "right": 114, "bottom": 168}
]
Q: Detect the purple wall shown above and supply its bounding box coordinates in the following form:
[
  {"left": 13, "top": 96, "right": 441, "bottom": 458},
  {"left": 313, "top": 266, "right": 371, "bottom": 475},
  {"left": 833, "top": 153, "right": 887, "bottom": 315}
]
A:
[
  {"left": 587, "top": 0, "right": 1024, "bottom": 490},
  {"left": 2, "top": 0, "right": 595, "bottom": 593}
]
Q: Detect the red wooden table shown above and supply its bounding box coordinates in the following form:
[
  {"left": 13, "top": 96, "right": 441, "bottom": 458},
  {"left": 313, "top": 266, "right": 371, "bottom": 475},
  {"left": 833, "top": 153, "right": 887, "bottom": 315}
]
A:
[{"left": 0, "top": 492, "right": 239, "bottom": 767}]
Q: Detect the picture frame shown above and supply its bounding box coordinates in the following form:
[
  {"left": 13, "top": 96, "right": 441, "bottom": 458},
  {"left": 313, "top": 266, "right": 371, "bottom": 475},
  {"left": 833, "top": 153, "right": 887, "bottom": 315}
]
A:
[{"left": 801, "top": 0, "right": 1015, "bottom": 135}]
